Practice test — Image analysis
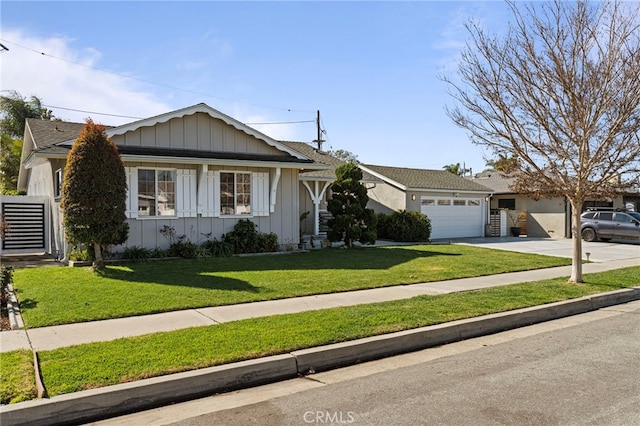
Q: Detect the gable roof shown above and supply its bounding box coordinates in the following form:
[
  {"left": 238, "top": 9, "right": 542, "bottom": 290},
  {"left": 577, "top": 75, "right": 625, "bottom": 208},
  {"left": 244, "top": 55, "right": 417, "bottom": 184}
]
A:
[
  {"left": 21, "top": 105, "right": 334, "bottom": 167},
  {"left": 25, "top": 118, "right": 101, "bottom": 150},
  {"left": 95, "top": 103, "right": 309, "bottom": 161},
  {"left": 360, "top": 164, "right": 492, "bottom": 193}
]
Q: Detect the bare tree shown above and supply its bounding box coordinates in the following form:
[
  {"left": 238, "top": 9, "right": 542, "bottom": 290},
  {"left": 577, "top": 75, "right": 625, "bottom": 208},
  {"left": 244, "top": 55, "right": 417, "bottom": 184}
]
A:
[{"left": 443, "top": 0, "right": 640, "bottom": 283}]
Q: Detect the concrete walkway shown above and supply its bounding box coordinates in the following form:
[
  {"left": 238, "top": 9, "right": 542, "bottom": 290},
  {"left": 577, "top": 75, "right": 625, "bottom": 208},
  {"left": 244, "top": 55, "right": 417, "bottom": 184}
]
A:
[{"left": 1, "top": 255, "right": 638, "bottom": 353}]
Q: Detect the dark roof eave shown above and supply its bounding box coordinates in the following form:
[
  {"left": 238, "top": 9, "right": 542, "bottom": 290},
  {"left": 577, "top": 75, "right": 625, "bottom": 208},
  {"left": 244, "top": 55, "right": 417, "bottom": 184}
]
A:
[
  {"left": 29, "top": 146, "right": 329, "bottom": 169},
  {"left": 115, "top": 146, "right": 314, "bottom": 164}
]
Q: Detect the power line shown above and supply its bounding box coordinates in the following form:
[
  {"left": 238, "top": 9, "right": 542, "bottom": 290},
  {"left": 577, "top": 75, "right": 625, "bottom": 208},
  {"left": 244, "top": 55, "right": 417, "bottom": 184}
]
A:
[
  {"left": 44, "top": 104, "right": 318, "bottom": 127},
  {"left": 43, "top": 104, "right": 144, "bottom": 120},
  {"left": 0, "top": 38, "right": 315, "bottom": 114},
  {"left": 245, "top": 120, "right": 315, "bottom": 125}
]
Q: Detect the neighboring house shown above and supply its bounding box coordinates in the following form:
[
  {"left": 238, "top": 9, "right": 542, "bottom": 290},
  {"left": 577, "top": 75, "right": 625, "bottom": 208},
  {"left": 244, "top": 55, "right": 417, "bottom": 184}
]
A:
[
  {"left": 360, "top": 164, "right": 492, "bottom": 239},
  {"left": 469, "top": 171, "right": 639, "bottom": 238},
  {"left": 15, "top": 103, "right": 328, "bottom": 258}
]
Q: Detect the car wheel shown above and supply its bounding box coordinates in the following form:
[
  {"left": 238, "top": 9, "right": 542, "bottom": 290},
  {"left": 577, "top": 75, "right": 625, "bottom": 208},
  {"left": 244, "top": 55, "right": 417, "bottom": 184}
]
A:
[{"left": 582, "top": 228, "right": 597, "bottom": 242}]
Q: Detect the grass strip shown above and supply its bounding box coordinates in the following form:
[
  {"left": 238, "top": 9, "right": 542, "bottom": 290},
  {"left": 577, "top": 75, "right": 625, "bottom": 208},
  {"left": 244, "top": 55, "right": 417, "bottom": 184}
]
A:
[
  {"left": 14, "top": 245, "right": 570, "bottom": 328},
  {"left": 0, "top": 349, "right": 37, "bottom": 404},
  {"left": 37, "top": 266, "right": 638, "bottom": 398}
]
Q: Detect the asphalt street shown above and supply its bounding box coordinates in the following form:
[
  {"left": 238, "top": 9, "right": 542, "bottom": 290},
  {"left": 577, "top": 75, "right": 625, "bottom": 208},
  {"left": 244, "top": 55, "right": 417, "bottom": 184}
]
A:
[{"left": 92, "top": 300, "right": 640, "bottom": 426}]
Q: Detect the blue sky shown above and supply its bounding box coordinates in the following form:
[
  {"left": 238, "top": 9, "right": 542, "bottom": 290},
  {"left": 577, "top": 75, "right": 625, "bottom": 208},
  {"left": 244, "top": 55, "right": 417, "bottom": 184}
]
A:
[{"left": 1, "top": 1, "right": 513, "bottom": 173}]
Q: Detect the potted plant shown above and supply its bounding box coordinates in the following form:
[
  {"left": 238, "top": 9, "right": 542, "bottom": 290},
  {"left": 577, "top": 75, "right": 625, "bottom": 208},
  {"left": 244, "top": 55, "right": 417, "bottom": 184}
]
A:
[{"left": 508, "top": 210, "right": 521, "bottom": 237}]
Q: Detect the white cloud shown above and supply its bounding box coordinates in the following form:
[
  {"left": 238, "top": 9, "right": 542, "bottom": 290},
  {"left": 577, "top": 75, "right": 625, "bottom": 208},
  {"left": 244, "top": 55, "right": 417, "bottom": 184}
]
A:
[{"left": 0, "top": 30, "right": 171, "bottom": 126}]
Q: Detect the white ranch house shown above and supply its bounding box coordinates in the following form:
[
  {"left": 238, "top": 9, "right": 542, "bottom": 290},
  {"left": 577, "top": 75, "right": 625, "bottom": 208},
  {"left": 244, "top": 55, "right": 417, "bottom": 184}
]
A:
[{"left": 11, "top": 104, "right": 329, "bottom": 258}]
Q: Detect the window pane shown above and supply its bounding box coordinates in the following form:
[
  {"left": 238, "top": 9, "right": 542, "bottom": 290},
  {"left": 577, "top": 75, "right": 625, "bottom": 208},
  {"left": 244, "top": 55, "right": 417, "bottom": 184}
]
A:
[
  {"left": 469, "top": 199, "right": 481, "bottom": 206},
  {"left": 421, "top": 199, "right": 435, "bottom": 206},
  {"left": 157, "top": 170, "right": 176, "bottom": 216},
  {"left": 236, "top": 173, "right": 251, "bottom": 215},
  {"left": 615, "top": 213, "right": 633, "bottom": 223},
  {"left": 138, "top": 169, "right": 156, "bottom": 216},
  {"left": 220, "top": 172, "right": 235, "bottom": 215},
  {"left": 437, "top": 199, "right": 451, "bottom": 206},
  {"left": 498, "top": 198, "right": 516, "bottom": 210},
  {"left": 598, "top": 212, "right": 613, "bottom": 221},
  {"left": 453, "top": 199, "right": 466, "bottom": 206}
]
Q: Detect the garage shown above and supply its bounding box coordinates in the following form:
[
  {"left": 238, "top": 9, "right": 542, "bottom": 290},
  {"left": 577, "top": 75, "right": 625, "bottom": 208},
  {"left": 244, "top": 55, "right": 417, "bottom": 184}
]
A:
[{"left": 420, "top": 197, "right": 484, "bottom": 239}]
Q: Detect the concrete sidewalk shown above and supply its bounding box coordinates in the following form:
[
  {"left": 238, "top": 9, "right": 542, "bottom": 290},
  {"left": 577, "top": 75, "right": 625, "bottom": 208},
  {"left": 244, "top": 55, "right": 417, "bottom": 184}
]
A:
[{"left": 1, "top": 257, "right": 638, "bottom": 353}]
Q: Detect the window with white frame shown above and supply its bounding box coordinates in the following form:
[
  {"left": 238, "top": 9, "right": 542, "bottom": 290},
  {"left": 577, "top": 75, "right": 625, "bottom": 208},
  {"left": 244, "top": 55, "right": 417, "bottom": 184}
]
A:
[
  {"left": 220, "top": 172, "right": 251, "bottom": 215},
  {"left": 137, "top": 169, "right": 176, "bottom": 217},
  {"left": 54, "top": 169, "right": 63, "bottom": 199}
]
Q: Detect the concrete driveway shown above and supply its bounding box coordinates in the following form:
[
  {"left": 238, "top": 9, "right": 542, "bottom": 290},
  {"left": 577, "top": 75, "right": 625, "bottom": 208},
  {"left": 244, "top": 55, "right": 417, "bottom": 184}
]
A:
[{"left": 454, "top": 237, "right": 640, "bottom": 262}]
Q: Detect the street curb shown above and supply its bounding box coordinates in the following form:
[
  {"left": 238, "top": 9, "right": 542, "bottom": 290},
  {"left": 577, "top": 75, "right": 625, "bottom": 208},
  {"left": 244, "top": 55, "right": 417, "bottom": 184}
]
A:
[
  {"left": 0, "top": 354, "right": 298, "bottom": 426},
  {"left": 7, "top": 284, "right": 24, "bottom": 330},
  {"left": 1, "top": 287, "right": 639, "bottom": 426}
]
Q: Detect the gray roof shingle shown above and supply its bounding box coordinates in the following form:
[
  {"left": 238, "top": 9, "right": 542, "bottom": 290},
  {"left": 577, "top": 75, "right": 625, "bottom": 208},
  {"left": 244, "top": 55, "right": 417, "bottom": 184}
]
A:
[
  {"left": 466, "top": 171, "right": 516, "bottom": 194},
  {"left": 26, "top": 118, "right": 90, "bottom": 149},
  {"left": 279, "top": 141, "right": 378, "bottom": 182},
  {"left": 362, "top": 164, "right": 492, "bottom": 192}
]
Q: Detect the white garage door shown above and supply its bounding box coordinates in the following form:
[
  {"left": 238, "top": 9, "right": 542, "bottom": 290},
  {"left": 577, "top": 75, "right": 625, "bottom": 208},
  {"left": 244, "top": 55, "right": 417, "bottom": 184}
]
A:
[{"left": 420, "top": 197, "right": 484, "bottom": 239}]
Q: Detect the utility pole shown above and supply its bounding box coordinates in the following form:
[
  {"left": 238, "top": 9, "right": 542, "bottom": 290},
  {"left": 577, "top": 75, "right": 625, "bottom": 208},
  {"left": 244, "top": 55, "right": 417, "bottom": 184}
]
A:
[{"left": 313, "top": 110, "right": 325, "bottom": 151}]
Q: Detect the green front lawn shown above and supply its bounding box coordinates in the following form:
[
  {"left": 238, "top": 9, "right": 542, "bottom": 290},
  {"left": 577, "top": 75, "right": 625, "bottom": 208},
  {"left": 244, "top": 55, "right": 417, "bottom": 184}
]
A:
[
  {"left": 0, "top": 350, "right": 37, "bottom": 404},
  {"left": 35, "top": 266, "right": 638, "bottom": 398},
  {"left": 14, "top": 245, "right": 571, "bottom": 328}
]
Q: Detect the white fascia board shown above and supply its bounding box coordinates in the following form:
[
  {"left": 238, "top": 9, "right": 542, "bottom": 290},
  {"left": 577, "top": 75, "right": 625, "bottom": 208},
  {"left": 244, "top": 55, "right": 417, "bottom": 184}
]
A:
[
  {"left": 81, "top": 103, "right": 314, "bottom": 161},
  {"left": 406, "top": 187, "right": 492, "bottom": 195},
  {"left": 358, "top": 165, "right": 406, "bottom": 190},
  {"left": 22, "top": 152, "right": 50, "bottom": 170}
]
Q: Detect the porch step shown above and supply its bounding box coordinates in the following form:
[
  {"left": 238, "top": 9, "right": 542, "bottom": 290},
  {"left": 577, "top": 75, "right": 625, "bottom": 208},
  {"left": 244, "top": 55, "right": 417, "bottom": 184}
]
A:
[{"left": 319, "top": 210, "right": 333, "bottom": 233}]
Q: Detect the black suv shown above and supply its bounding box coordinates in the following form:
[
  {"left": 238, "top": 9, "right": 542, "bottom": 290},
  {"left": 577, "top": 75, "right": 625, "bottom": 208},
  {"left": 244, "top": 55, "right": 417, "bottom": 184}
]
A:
[{"left": 580, "top": 208, "right": 640, "bottom": 242}]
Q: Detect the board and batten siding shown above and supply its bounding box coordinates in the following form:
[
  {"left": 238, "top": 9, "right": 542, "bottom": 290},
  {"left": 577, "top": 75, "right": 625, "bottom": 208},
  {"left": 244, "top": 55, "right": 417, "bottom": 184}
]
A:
[
  {"left": 120, "top": 165, "right": 298, "bottom": 250},
  {"left": 111, "top": 113, "right": 286, "bottom": 157}
]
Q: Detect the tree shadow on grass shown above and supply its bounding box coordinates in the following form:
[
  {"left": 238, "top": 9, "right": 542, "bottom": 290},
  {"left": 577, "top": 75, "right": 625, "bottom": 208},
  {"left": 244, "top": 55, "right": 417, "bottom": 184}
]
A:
[
  {"left": 96, "top": 267, "right": 261, "bottom": 293},
  {"left": 96, "top": 246, "right": 460, "bottom": 290}
]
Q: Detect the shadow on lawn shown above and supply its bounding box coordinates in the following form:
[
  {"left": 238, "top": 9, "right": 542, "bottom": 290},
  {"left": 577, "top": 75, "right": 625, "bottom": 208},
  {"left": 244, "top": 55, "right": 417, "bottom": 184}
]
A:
[
  {"left": 96, "top": 246, "right": 460, "bottom": 289},
  {"left": 96, "top": 267, "right": 261, "bottom": 293}
]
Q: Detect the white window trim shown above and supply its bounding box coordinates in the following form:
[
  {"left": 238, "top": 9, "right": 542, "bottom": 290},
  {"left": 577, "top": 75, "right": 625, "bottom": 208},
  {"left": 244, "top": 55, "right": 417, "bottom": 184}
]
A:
[
  {"left": 219, "top": 170, "right": 252, "bottom": 217},
  {"left": 127, "top": 167, "right": 198, "bottom": 219},
  {"left": 137, "top": 168, "right": 178, "bottom": 219},
  {"left": 54, "top": 168, "right": 63, "bottom": 199}
]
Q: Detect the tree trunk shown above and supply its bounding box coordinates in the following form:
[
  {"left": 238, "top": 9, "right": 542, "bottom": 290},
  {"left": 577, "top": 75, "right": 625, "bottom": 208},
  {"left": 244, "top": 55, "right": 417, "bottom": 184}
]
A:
[
  {"left": 92, "top": 241, "right": 105, "bottom": 270},
  {"left": 568, "top": 199, "right": 583, "bottom": 283}
]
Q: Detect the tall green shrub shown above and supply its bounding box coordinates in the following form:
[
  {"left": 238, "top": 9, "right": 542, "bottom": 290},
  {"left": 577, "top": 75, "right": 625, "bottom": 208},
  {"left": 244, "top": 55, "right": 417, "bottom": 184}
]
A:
[
  {"left": 387, "top": 210, "right": 431, "bottom": 242},
  {"left": 326, "top": 162, "right": 377, "bottom": 248},
  {"left": 60, "top": 120, "right": 128, "bottom": 269}
]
